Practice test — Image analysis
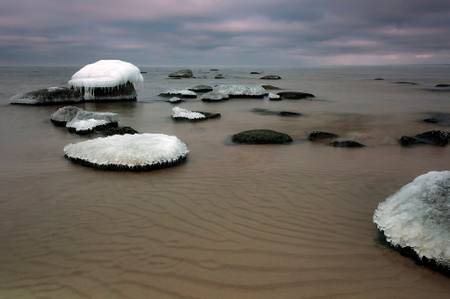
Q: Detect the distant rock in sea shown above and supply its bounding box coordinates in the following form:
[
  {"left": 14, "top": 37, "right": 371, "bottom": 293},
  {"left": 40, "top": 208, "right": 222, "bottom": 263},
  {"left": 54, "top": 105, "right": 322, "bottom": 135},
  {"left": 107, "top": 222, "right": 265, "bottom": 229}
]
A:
[
  {"left": 262, "top": 84, "right": 282, "bottom": 90},
  {"left": 373, "top": 78, "right": 384, "bottom": 81},
  {"left": 260, "top": 75, "right": 282, "bottom": 80},
  {"left": 373, "top": 171, "right": 450, "bottom": 276},
  {"left": 215, "top": 84, "right": 267, "bottom": 98},
  {"left": 393, "top": 81, "right": 418, "bottom": 85},
  {"left": 64, "top": 133, "right": 189, "bottom": 171},
  {"left": 168, "top": 69, "right": 193, "bottom": 79},
  {"left": 214, "top": 74, "right": 225, "bottom": 79},
  {"left": 250, "top": 71, "right": 261, "bottom": 74},
  {"left": 399, "top": 130, "right": 449, "bottom": 147},
  {"left": 330, "top": 140, "right": 365, "bottom": 148},
  {"left": 232, "top": 129, "right": 293, "bottom": 144},
  {"left": 277, "top": 91, "right": 315, "bottom": 99},
  {"left": 159, "top": 89, "right": 197, "bottom": 98},
  {"left": 251, "top": 108, "right": 301, "bottom": 117},
  {"left": 201, "top": 92, "right": 229, "bottom": 102},
  {"left": 435, "top": 84, "right": 450, "bottom": 88},
  {"left": 210, "top": 68, "right": 219, "bottom": 71},
  {"left": 422, "top": 113, "right": 450, "bottom": 126},
  {"left": 308, "top": 131, "right": 339, "bottom": 141},
  {"left": 188, "top": 85, "right": 213, "bottom": 93},
  {"left": 171, "top": 107, "right": 220, "bottom": 121}
]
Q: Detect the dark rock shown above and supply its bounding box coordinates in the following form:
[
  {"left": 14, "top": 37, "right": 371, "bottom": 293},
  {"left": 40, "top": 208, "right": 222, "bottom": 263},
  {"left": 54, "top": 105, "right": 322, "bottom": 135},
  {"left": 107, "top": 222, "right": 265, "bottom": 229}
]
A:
[
  {"left": 201, "top": 92, "right": 229, "bottom": 102},
  {"left": 394, "top": 81, "right": 418, "bottom": 85},
  {"left": 140, "top": 71, "right": 148, "bottom": 74},
  {"left": 423, "top": 118, "right": 439, "bottom": 124},
  {"left": 250, "top": 71, "right": 261, "bottom": 74},
  {"left": 10, "top": 87, "right": 82, "bottom": 105},
  {"left": 399, "top": 130, "right": 450, "bottom": 147},
  {"left": 374, "top": 78, "right": 384, "bottom": 81},
  {"left": 279, "top": 111, "right": 302, "bottom": 117},
  {"left": 260, "top": 75, "right": 282, "bottom": 80},
  {"left": 277, "top": 91, "right": 315, "bottom": 99},
  {"left": 251, "top": 108, "right": 301, "bottom": 117},
  {"left": 435, "top": 84, "right": 450, "bottom": 88},
  {"left": 232, "top": 129, "right": 293, "bottom": 144},
  {"left": 83, "top": 82, "right": 137, "bottom": 101},
  {"left": 422, "top": 113, "right": 450, "bottom": 126},
  {"left": 188, "top": 85, "right": 213, "bottom": 93},
  {"left": 210, "top": 68, "right": 219, "bottom": 71},
  {"left": 100, "top": 126, "right": 139, "bottom": 136},
  {"left": 308, "top": 131, "right": 339, "bottom": 141},
  {"left": 168, "top": 69, "right": 193, "bottom": 78},
  {"left": 262, "top": 84, "right": 282, "bottom": 90},
  {"left": 215, "top": 74, "right": 225, "bottom": 79},
  {"left": 330, "top": 140, "right": 365, "bottom": 148}
]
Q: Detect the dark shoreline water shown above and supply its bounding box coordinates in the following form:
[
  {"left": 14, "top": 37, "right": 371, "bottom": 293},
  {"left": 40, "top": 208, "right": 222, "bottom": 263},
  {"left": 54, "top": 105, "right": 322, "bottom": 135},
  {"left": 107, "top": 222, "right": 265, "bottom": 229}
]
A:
[{"left": 0, "top": 66, "right": 449, "bottom": 298}]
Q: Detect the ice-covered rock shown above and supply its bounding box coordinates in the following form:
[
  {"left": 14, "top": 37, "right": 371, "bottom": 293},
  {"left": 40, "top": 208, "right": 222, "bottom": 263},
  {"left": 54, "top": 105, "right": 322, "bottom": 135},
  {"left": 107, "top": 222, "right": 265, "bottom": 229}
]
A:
[
  {"left": 10, "top": 87, "right": 82, "bottom": 105},
  {"left": 167, "top": 97, "right": 184, "bottom": 104},
  {"left": 268, "top": 93, "right": 281, "bottom": 101},
  {"left": 159, "top": 89, "right": 197, "bottom": 98},
  {"left": 50, "top": 106, "right": 81, "bottom": 126},
  {"left": 64, "top": 133, "right": 189, "bottom": 171},
  {"left": 171, "top": 107, "right": 220, "bottom": 121},
  {"left": 66, "top": 110, "right": 119, "bottom": 134},
  {"left": 214, "top": 85, "right": 268, "bottom": 98},
  {"left": 201, "top": 92, "right": 229, "bottom": 102},
  {"left": 373, "top": 171, "right": 450, "bottom": 275},
  {"left": 69, "top": 60, "right": 143, "bottom": 101}
]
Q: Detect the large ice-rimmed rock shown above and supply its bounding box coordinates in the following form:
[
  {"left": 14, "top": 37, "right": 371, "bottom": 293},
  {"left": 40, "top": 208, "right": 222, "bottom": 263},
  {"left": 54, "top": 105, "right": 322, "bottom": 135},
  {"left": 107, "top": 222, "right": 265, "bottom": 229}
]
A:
[
  {"left": 159, "top": 89, "right": 197, "bottom": 98},
  {"left": 10, "top": 87, "right": 82, "bottom": 105},
  {"left": 171, "top": 107, "right": 220, "bottom": 121},
  {"left": 64, "top": 133, "right": 189, "bottom": 171},
  {"left": 69, "top": 60, "right": 143, "bottom": 101},
  {"left": 50, "top": 106, "right": 81, "bottom": 126},
  {"left": 214, "top": 85, "right": 268, "bottom": 98},
  {"left": 373, "top": 171, "right": 450, "bottom": 276},
  {"left": 66, "top": 110, "right": 119, "bottom": 134}
]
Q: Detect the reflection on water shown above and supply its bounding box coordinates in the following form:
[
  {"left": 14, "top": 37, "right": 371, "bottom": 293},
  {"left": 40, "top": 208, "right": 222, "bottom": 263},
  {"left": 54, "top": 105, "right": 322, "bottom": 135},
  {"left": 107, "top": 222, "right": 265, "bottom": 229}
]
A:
[{"left": 0, "top": 66, "right": 449, "bottom": 298}]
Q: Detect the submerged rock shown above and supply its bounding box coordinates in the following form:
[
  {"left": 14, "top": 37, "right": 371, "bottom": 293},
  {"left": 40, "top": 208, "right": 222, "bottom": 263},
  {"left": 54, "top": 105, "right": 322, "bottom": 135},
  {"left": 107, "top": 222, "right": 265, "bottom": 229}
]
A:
[
  {"left": 232, "top": 129, "right": 293, "bottom": 144},
  {"left": 214, "top": 74, "right": 225, "bottom": 79},
  {"left": 210, "top": 68, "right": 219, "bottom": 71},
  {"left": 188, "top": 85, "right": 213, "bottom": 93},
  {"left": 50, "top": 106, "right": 82, "bottom": 126},
  {"left": 262, "top": 84, "right": 281, "bottom": 90},
  {"left": 168, "top": 69, "right": 193, "bottom": 78},
  {"left": 330, "top": 140, "right": 365, "bottom": 148},
  {"left": 64, "top": 133, "right": 189, "bottom": 171},
  {"left": 394, "top": 81, "right": 418, "bottom": 85},
  {"left": 308, "top": 131, "right": 338, "bottom": 141},
  {"left": 215, "top": 85, "right": 267, "bottom": 98},
  {"left": 66, "top": 110, "right": 119, "bottom": 134},
  {"left": 10, "top": 87, "right": 82, "bottom": 105},
  {"left": 277, "top": 91, "right": 315, "bottom": 99},
  {"left": 373, "top": 171, "right": 450, "bottom": 276},
  {"left": 422, "top": 113, "right": 450, "bottom": 126},
  {"left": 374, "top": 78, "right": 385, "bottom": 81},
  {"left": 250, "top": 71, "right": 261, "bottom": 74},
  {"left": 100, "top": 126, "right": 138, "bottom": 136},
  {"left": 171, "top": 107, "right": 220, "bottom": 121},
  {"left": 260, "top": 75, "right": 282, "bottom": 80},
  {"left": 435, "top": 84, "right": 450, "bottom": 88},
  {"left": 251, "top": 108, "right": 301, "bottom": 117},
  {"left": 201, "top": 92, "right": 229, "bottom": 102},
  {"left": 159, "top": 89, "right": 197, "bottom": 98},
  {"left": 167, "top": 97, "right": 184, "bottom": 104},
  {"left": 399, "top": 130, "right": 450, "bottom": 147}
]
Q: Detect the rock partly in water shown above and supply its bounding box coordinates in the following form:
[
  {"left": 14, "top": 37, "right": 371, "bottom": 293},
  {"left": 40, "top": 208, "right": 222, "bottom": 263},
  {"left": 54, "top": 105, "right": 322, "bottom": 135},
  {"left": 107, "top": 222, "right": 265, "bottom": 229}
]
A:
[
  {"left": 214, "top": 74, "right": 225, "bottom": 79},
  {"left": 64, "top": 133, "right": 189, "bottom": 171},
  {"left": 374, "top": 78, "right": 385, "bottom": 81},
  {"left": 210, "top": 68, "right": 219, "bottom": 71},
  {"left": 250, "top": 71, "right": 261, "bottom": 74},
  {"left": 159, "top": 89, "right": 197, "bottom": 98},
  {"left": 50, "top": 106, "right": 82, "bottom": 126},
  {"left": 69, "top": 60, "right": 143, "bottom": 101},
  {"left": 201, "top": 92, "right": 229, "bottom": 102},
  {"left": 232, "top": 129, "right": 293, "bottom": 144},
  {"left": 188, "top": 85, "right": 213, "bottom": 93},
  {"left": 171, "top": 107, "right": 220, "bottom": 121},
  {"left": 66, "top": 110, "right": 119, "bottom": 134},
  {"left": 268, "top": 93, "right": 281, "bottom": 101},
  {"left": 168, "top": 69, "right": 193, "bottom": 79},
  {"left": 435, "top": 84, "right": 450, "bottom": 88},
  {"left": 373, "top": 171, "right": 450, "bottom": 276},
  {"left": 215, "top": 85, "right": 268, "bottom": 98},
  {"left": 394, "top": 81, "right": 418, "bottom": 85},
  {"left": 167, "top": 97, "right": 184, "bottom": 104},
  {"left": 330, "top": 140, "right": 365, "bottom": 148},
  {"left": 251, "top": 108, "right": 301, "bottom": 117},
  {"left": 277, "top": 91, "right": 315, "bottom": 99},
  {"left": 423, "top": 113, "right": 450, "bottom": 126},
  {"left": 399, "top": 130, "right": 450, "bottom": 147},
  {"left": 308, "top": 131, "right": 339, "bottom": 141},
  {"left": 262, "top": 84, "right": 282, "bottom": 90},
  {"left": 260, "top": 75, "right": 282, "bottom": 80},
  {"left": 10, "top": 87, "right": 82, "bottom": 105},
  {"left": 100, "top": 126, "right": 139, "bottom": 136}
]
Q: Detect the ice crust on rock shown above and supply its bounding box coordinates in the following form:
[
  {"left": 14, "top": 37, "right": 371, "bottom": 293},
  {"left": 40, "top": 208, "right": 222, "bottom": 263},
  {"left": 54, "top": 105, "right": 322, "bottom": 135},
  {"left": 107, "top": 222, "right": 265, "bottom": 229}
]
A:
[
  {"left": 64, "top": 133, "right": 189, "bottom": 170},
  {"left": 268, "top": 93, "right": 281, "bottom": 100},
  {"left": 171, "top": 107, "right": 205, "bottom": 120},
  {"left": 50, "top": 106, "right": 81, "bottom": 125},
  {"left": 160, "top": 89, "right": 197, "bottom": 98},
  {"left": 68, "top": 60, "right": 143, "bottom": 100},
  {"left": 66, "top": 110, "right": 119, "bottom": 133},
  {"left": 214, "top": 85, "right": 267, "bottom": 98},
  {"left": 373, "top": 171, "right": 450, "bottom": 269}
]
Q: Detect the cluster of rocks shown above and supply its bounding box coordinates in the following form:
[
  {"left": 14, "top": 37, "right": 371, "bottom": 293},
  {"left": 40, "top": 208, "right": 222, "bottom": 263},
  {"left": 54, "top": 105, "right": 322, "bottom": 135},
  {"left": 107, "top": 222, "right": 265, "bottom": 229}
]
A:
[
  {"left": 399, "top": 130, "right": 449, "bottom": 147},
  {"left": 308, "top": 131, "right": 365, "bottom": 148}
]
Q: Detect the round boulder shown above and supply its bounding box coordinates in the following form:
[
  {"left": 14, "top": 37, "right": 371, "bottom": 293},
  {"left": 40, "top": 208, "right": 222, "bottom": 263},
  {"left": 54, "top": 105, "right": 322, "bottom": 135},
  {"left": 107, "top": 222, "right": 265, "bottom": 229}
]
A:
[{"left": 232, "top": 129, "right": 293, "bottom": 144}]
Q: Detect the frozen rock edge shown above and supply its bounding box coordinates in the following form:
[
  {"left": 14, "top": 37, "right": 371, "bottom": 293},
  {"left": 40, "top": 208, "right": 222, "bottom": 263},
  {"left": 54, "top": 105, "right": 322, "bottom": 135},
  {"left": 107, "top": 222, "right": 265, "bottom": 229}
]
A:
[
  {"left": 64, "top": 133, "right": 189, "bottom": 171},
  {"left": 373, "top": 171, "right": 450, "bottom": 276}
]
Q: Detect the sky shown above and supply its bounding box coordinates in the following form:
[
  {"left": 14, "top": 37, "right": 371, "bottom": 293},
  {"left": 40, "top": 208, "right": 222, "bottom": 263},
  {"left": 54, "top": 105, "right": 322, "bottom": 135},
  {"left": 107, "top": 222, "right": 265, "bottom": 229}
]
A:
[{"left": 0, "top": 0, "right": 450, "bottom": 66}]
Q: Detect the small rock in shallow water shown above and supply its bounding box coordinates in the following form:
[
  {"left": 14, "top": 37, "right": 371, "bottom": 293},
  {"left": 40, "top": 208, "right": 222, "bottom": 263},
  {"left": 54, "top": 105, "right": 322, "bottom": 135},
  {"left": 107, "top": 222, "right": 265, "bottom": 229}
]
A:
[
  {"left": 435, "top": 84, "right": 450, "bottom": 88},
  {"left": 262, "top": 84, "right": 282, "bottom": 90},
  {"left": 250, "top": 71, "right": 261, "bottom": 74},
  {"left": 11, "top": 87, "right": 82, "bottom": 105},
  {"left": 167, "top": 97, "right": 184, "bottom": 104},
  {"left": 277, "top": 91, "right": 315, "bottom": 99},
  {"left": 399, "top": 130, "right": 450, "bottom": 147},
  {"left": 374, "top": 78, "right": 384, "bottom": 81},
  {"left": 188, "top": 85, "right": 213, "bottom": 93},
  {"left": 51, "top": 106, "right": 82, "bottom": 126},
  {"left": 214, "top": 74, "right": 225, "bottom": 79},
  {"left": 201, "top": 92, "right": 229, "bottom": 102},
  {"left": 260, "top": 75, "right": 282, "bottom": 80},
  {"left": 308, "top": 131, "right": 339, "bottom": 141},
  {"left": 100, "top": 126, "right": 138, "bottom": 136},
  {"left": 232, "top": 129, "right": 293, "bottom": 144},
  {"left": 268, "top": 93, "right": 281, "bottom": 101},
  {"left": 422, "top": 113, "right": 450, "bottom": 126},
  {"left": 159, "top": 89, "right": 197, "bottom": 98},
  {"left": 252, "top": 108, "right": 301, "bottom": 117},
  {"left": 330, "top": 140, "right": 365, "bottom": 148},
  {"left": 394, "top": 81, "right": 418, "bottom": 85},
  {"left": 171, "top": 107, "right": 220, "bottom": 121},
  {"left": 168, "top": 69, "right": 193, "bottom": 78}
]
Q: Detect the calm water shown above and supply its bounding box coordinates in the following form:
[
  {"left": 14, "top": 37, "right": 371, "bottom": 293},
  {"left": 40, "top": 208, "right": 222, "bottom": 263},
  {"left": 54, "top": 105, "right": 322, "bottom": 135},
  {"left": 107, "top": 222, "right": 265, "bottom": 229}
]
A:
[{"left": 0, "top": 66, "right": 449, "bottom": 298}]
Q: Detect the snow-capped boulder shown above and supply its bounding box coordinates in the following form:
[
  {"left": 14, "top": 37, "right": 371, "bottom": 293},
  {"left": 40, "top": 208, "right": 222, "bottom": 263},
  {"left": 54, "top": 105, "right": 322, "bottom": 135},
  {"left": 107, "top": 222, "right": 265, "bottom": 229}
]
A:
[
  {"left": 64, "top": 133, "right": 189, "bottom": 171},
  {"left": 171, "top": 107, "right": 220, "bottom": 121},
  {"left": 69, "top": 60, "right": 143, "bottom": 101},
  {"left": 159, "top": 89, "right": 197, "bottom": 98},
  {"left": 50, "top": 106, "right": 82, "bottom": 126},
  {"left": 10, "top": 87, "right": 82, "bottom": 105},
  {"left": 66, "top": 110, "right": 119, "bottom": 134},
  {"left": 373, "top": 171, "right": 450, "bottom": 275},
  {"left": 214, "top": 85, "right": 268, "bottom": 98},
  {"left": 168, "top": 69, "right": 193, "bottom": 79},
  {"left": 201, "top": 92, "right": 229, "bottom": 102}
]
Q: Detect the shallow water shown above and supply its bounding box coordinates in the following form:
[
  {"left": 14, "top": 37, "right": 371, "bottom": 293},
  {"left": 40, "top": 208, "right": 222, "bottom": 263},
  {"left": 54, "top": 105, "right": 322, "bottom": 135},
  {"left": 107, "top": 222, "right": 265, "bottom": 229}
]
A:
[{"left": 0, "top": 66, "right": 449, "bottom": 298}]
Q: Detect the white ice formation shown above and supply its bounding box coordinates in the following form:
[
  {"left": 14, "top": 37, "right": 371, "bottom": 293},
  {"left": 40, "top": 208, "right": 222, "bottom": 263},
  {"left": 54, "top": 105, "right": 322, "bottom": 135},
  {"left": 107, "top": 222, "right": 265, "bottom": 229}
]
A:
[{"left": 171, "top": 107, "right": 205, "bottom": 120}]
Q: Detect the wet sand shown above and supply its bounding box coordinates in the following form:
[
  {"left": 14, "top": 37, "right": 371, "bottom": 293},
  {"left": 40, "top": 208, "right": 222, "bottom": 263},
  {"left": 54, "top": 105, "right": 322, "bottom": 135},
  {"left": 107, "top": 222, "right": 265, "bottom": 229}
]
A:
[{"left": 0, "top": 66, "right": 449, "bottom": 298}]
